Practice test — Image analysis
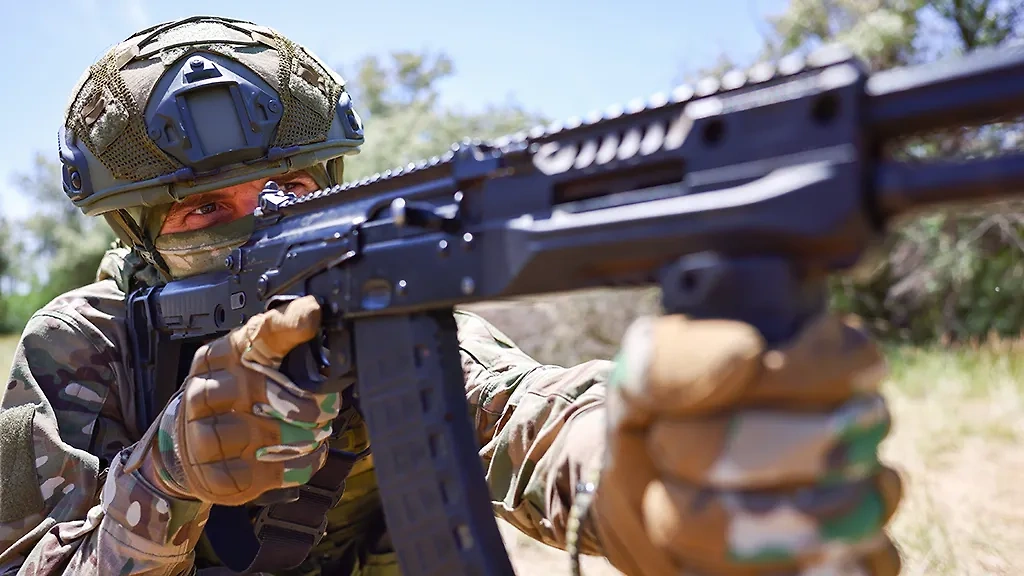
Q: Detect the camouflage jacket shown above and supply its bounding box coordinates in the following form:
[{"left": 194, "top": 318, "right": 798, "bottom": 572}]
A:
[{"left": 0, "top": 250, "right": 608, "bottom": 575}]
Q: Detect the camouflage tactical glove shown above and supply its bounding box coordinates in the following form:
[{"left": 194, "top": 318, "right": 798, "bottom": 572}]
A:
[
  {"left": 128, "top": 296, "right": 341, "bottom": 506},
  {"left": 591, "top": 313, "right": 903, "bottom": 576}
]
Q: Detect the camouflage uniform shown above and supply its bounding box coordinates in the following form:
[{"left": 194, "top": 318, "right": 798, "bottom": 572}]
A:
[
  {"left": 0, "top": 248, "right": 607, "bottom": 575},
  {"left": 1, "top": 14, "right": 901, "bottom": 576}
]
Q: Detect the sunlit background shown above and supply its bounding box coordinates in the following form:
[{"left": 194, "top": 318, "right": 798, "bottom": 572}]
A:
[{"left": 1, "top": 2, "right": 1023, "bottom": 574}]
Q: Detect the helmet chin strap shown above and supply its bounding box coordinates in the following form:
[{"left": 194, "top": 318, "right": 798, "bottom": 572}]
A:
[
  {"left": 305, "top": 160, "right": 335, "bottom": 189},
  {"left": 325, "top": 156, "right": 345, "bottom": 186},
  {"left": 105, "top": 209, "right": 173, "bottom": 282}
]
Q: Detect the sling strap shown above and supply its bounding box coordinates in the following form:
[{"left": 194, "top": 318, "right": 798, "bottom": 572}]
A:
[{"left": 205, "top": 448, "right": 364, "bottom": 574}]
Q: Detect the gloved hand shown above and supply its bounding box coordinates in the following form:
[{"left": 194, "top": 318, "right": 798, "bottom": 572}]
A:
[
  {"left": 591, "top": 313, "right": 903, "bottom": 576},
  {"left": 130, "top": 295, "right": 342, "bottom": 506}
]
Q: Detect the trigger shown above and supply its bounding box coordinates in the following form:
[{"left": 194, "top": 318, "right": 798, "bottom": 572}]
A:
[
  {"left": 313, "top": 328, "right": 331, "bottom": 371},
  {"left": 281, "top": 336, "right": 328, "bottom": 391},
  {"left": 297, "top": 338, "right": 327, "bottom": 382}
]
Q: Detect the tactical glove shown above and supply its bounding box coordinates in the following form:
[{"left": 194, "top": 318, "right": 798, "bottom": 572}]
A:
[
  {"left": 592, "top": 313, "right": 903, "bottom": 576},
  {"left": 130, "top": 295, "right": 341, "bottom": 506}
]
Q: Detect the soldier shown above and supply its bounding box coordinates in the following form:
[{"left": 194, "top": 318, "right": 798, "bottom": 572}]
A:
[{"left": 0, "top": 16, "right": 902, "bottom": 576}]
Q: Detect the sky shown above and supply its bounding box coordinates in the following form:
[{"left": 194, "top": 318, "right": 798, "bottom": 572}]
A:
[{"left": 0, "top": 0, "right": 787, "bottom": 220}]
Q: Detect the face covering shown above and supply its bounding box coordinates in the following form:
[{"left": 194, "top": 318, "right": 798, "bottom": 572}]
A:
[{"left": 153, "top": 215, "right": 255, "bottom": 278}]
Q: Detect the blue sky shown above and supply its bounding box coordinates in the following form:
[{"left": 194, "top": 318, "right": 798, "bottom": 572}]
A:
[{"left": 1, "top": 0, "right": 786, "bottom": 219}]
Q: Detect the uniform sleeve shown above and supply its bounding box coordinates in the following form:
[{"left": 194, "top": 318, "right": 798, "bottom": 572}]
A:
[
  {"left": 455, "top": 309, "right": 607, "bottom": 555},
  {"left": 0, "top": 306, "right": 208, "bottom": 576}
]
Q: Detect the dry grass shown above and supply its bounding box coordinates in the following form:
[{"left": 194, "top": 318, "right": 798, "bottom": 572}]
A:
[
  {"left": 0, "top": 290, "right": 1020, "bottom": 574},
  {"left": 879, "top": 347, "right": 1024, "bottom": 575}
]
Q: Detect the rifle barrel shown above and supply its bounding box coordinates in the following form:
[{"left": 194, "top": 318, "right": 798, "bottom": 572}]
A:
[
  {"left": 867, "top": 42, "right": 1024, "bottom": 138},
  {"left": 866, "top": 44, "right": 1024, "bottom": 220},
  {"left": 876, "top": 152, "right": 1024, "bottom": 219}
]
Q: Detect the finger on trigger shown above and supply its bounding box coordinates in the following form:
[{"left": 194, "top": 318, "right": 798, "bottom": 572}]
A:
[
  {"left": 235, "top": 295, "right": 323, "bottom": 367},
  {"left": 618, "top": 315, "right": 764, "bottom": 418}
]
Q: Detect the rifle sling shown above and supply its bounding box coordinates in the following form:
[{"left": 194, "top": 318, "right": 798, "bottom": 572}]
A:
[{"left": 205, "top": 448, "right": 360, "bottom": 574}]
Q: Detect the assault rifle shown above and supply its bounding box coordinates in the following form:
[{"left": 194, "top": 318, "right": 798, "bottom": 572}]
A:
[{"left": 126, "top": 43, "right": 1024, "bottom": 576}]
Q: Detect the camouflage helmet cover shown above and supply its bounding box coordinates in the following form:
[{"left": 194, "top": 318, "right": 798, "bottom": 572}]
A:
[{"left": 58, "top": 15, "right": 365, "bottom": 276}]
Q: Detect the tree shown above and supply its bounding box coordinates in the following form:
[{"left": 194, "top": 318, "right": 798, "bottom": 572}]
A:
[
  {"left": 0, "top": 218, "right": 22, "bottom": 331},
  {"left": 348, "top": 50, "right": 455, "bottom": 120},
  {"left": 5, "top": 152, "right": 116, "bottom": 329},
  {"left": 337, "top": 51, "right": 546, "bottom": 182},
  {"left": 13, "top": 152, "right": 115, "bottom": 277},
  {"left": 766, "top": 0, "right": 926, "bottom": 68},
  {"left": 761, "top": 0, "right": 1024, "bottom": 342}
]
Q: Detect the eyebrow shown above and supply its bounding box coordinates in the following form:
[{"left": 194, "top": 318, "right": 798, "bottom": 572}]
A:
[
  {"left": 173, "top": 189, "right": 235, "bottom": 210},
  {"left": 171, "top": 172, "right": 315, "bottom": 208}
]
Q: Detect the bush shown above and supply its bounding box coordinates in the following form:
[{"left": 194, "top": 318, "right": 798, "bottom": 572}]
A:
[{"left": 832, "top": 205, "right": 1024, "bottom": 344}]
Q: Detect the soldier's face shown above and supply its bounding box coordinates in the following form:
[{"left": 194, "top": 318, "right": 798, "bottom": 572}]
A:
[{"left": 159, "top": 170, "right": 319, "bottom": 235}]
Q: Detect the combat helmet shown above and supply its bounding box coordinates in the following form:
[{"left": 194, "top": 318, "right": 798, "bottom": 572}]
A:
[{"left": 58, "top": 15, "right": 365, "bottom": 281}]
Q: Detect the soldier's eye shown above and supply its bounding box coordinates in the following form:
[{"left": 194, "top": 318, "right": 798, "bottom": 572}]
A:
[{"left": 191, "top": 203, "right": 217, "bottom": 216}]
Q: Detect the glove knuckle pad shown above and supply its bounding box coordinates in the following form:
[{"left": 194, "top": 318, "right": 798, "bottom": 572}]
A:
[
  {"left": 184, "top": 412, "right": 253, "bottom": 463},
  {"left": 249, "top": 297, "right": 322, "bottom": 359},
  {"left": 197, "top": 459, "right": 255, "bottom": 498},
  {"left": 183, "top": 371, "right": 246, "bottom": 419}
]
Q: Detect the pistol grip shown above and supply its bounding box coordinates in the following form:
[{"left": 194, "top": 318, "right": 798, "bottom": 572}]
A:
[{"left": 660, "top": 253, "right": 825, "bottom": 346}]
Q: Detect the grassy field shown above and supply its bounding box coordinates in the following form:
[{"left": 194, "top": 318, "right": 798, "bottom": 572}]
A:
[{"left": 1, "top": 322, "right": 1021, "bottom": 575}]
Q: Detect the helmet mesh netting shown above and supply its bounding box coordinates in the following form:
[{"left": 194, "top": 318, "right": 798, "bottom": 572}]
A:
[{"left": 66, "top": 20, "right": 344, "bottom": 184}]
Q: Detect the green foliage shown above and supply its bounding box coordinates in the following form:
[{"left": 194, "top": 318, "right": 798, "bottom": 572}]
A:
[
  {"left": 763, "top": 0, "right": 1024, "bottom": 344},
  {"left": 765, "top": 0, "right": 926, "bottom": 68},
  {"left": 348, "top": 51, "right": 455, "bottom": 119},
  {"left": 339, "top": 51, "right": 545, "bottom": 181},
  {"left": 0, "top": 220, "right": 19, "bottom": 328},
  {"left": 0, "top": 152, "right": 115, "bottom": 331},
  {"left": 928, "top": 0, "right": 1023, "bottom": 50}
]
